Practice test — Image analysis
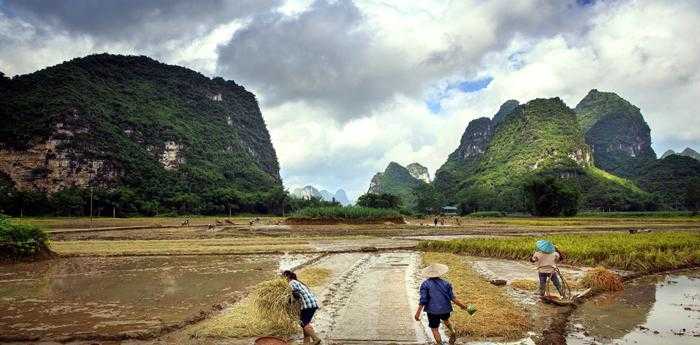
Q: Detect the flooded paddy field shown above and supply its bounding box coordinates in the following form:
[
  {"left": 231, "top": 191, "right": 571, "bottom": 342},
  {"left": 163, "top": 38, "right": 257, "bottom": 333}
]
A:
[
  {"left": 567, "top": 269, "right": 700, "bottom": 345},
  {"left": 2, "top": 217, "right": 698, "bottom": 344},
  {"left": 0, "top": 254, "right": 310, "bottom": 342}
]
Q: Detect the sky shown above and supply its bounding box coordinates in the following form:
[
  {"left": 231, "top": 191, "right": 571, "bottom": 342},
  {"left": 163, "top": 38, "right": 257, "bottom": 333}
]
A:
[{"left": 1, "top": 0, "right": 699, "bottom": 201}]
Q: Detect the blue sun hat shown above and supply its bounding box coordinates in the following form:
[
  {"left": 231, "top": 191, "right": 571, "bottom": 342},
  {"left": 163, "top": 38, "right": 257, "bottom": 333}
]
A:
[{"left": 536, "top": 239, "right": 555, "bottom": 254}]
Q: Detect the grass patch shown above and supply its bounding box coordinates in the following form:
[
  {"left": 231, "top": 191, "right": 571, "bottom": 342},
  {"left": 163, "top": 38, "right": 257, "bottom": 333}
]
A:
[
  {"left": 418, "top": 232, "right": 700, "bottom": 272},
  {"left": 466, "top": 211, "right": 506, "bottom": 218},
  {"left": 0, "top": 216, "right": 51, "bottom": 259},
  {"left": 290, "top": 206, "right": 401, "bottom": 220},
  {"left": 422, "top": 252, "right": 528, "bottom": 339},
  {"left": 576, "top": 211, "right": 697, "bottom": 218}
]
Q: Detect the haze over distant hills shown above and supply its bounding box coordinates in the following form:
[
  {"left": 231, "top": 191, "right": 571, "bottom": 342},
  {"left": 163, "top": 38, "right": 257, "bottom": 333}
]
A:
[
  {"left": 291, "top": 185, "right": 350, "bottom": 205},
  {"left": 661, "top": 148, "right": 700, "bottom": 161}
]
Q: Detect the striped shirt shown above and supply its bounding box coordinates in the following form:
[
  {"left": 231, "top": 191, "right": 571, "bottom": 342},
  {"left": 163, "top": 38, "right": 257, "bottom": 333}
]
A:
[{"left": 289, "top": 280, "right": 319, "bottom": 310}]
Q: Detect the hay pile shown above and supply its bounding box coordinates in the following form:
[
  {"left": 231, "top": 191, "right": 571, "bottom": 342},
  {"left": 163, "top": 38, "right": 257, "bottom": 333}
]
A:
[
  {"left": 191, "top": 278, "right": 300, "bottom": 338},
  {"left": 298, "top": 267, "right": 331, "bottom": 287},
  {"left": 579, "top": 267, "right": 624, "bottom": 292},
  {"left": 510, "top": 279, "right": 538, "bottom": 291},
  {"left": 423, "top": 252, "right": 529, "bottom": 339}
]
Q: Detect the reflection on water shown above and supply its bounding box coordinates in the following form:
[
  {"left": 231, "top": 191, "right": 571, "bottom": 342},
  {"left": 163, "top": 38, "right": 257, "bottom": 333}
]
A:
[
  {"left": 0, "top": 255, "right": 285, "bottom": 340},
  {"left": 568, "top": 269, "right": 699, "bottom": 344}
]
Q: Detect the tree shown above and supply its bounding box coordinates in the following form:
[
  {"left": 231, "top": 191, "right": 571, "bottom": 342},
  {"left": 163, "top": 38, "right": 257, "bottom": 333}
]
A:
[
  {"left": 686, "top": 177, "right": 700, "bottom": 215},
  {"left": 524, "top": 176, "right": 580, "bottom": 216},
  {"left": 412, "top": 183, "right": 443, "bottom": 214},
  {"left": 51, "top": 187, "right": 85, "bottom": 216},
  {"left": 356, "top": 193, "right": 401, "bottom": 209}
]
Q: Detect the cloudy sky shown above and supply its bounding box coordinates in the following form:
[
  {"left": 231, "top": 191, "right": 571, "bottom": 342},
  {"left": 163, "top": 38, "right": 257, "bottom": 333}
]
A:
[{"left": 2, "top": 0, "right": 699, "bottom": 200}]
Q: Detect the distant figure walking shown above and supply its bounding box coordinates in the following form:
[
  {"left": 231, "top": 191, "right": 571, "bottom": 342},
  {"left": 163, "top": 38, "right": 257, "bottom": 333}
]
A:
[
  {"left": 283, "top": 270, "right": 321, "bottom": 345},
  {"left": 415, "top": 263, "right": 470, "bottom": 345},
  {"left": 434, "top": 217, "right": 438, "bottom": 227},
  {"left": 531, "top": 240, "right": 564, "bottom": 297}
]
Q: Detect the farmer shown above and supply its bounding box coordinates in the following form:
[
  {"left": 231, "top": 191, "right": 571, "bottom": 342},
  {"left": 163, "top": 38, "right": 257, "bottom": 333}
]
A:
[
  {"left": 282, "top": 270, "right": 321, "bottom": 345},
  {"left": 530, "top": 239, "right": 564, "bottom": 297},
  {"left": 414, "top": 263, "right": 469, "bottom": 345}
]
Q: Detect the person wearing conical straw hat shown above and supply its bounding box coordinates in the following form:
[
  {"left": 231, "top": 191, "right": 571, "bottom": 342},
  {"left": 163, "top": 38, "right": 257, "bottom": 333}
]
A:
[
  {"left": 415, "top": 263, "right": 471, "bottom": 345},
  {"left": 531, "top": 239, "right": 564, "bottom": 298}
]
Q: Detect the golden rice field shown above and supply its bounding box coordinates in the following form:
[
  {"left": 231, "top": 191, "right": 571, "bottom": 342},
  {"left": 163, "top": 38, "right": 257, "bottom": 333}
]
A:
[
  {"left": 418, "top": 231, "right": 700, "bottom": 272},
  {"left": 422, "top": 252, "right": 529, "bottom": 339}
]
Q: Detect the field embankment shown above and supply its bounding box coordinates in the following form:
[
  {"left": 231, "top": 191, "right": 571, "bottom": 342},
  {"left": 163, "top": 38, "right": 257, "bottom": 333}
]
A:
[
  {"left": 418, "top": 231, "right": 700, "bottom": 272},
  {"left": 286, "top": 206, "right": 405, "bottom": 225}
]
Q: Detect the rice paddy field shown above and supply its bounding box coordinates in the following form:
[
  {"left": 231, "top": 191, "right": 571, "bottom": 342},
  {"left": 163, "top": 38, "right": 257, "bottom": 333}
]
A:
[
  {"left": 418, "top": 231, "right": 700, "bottom": 272},
  {"left": 1, "top": 214, "right": 699, "bottom": 344}
]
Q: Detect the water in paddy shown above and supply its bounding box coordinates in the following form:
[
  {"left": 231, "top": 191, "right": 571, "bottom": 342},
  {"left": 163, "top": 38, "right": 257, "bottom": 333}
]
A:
[
  {"left": 567, "top": 269, "right": 699, "bottom": 344},
  {"left": 0, "top": 255, "right": 301, "bottom": 341}
]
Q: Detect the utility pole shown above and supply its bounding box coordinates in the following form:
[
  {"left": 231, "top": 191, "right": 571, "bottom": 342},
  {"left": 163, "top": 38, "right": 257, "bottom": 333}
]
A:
[{"left": 90, "top": 186, "right": 94, "bottom": 229}]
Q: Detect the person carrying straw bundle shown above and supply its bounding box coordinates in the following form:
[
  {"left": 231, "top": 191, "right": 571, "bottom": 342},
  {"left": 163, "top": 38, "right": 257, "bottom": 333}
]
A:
[
  {"left": 531, "top": 239, "right": 564, "bottom": 298},
  {"left": 414, "top": 263, "right": 472, "bottom": 345},
  {"left": 282, "top": 270, "right": 321, "bottom": 345}
]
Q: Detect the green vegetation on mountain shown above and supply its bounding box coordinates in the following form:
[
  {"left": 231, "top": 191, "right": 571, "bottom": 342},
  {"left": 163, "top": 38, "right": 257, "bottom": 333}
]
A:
[
  {"left": 433, "top": 117, "right": 492, "bottom": 199},
  {"left": 524, "top": 176, "right": 580, "bottom": 216},
  {"left": 575, "top": 89, "right": 656, "bottom": 178},
  {"left": 368, "top": 162, "right": 425, "bottom": 208},
  {"left": 0, "top": 54, "right": 283, "bottom": 216},
  {"left": 637, "top": 155, "right": 700, "bottom": 210},
  {"left": 436, "top": 97, "right": 650, "bottom": 213},
  {"left": 356, "top": 192, "right": 401, "bottom": 209}
]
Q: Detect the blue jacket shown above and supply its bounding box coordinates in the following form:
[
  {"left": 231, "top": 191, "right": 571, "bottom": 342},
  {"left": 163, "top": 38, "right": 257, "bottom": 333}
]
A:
[{"left": 419, "top": 278, "right": 454, "bottom": 314}]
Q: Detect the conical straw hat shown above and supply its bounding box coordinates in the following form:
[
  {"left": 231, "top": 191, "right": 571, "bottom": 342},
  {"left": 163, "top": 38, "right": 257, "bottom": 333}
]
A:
[{"left": 421, "top": 263, "right": 449, "bottom": 278}]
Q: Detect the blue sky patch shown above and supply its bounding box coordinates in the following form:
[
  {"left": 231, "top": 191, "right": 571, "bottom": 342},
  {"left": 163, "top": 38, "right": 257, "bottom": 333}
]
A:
[{"left": 426, "top": 76, "right": 493, "bottom": 113}]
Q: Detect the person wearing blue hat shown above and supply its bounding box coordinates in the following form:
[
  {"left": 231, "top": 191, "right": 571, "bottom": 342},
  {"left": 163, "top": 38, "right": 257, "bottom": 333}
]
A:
[{"left": 530, "top": 240, "right": 564, "bottom": 297}]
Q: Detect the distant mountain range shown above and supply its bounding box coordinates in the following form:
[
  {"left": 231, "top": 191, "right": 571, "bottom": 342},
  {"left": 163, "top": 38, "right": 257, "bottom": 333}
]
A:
[
  {"left": 291, "top": 185, "right": 350, "bottom": 205},
  {"left": 661, "top": 148, "right": 699, "bottom": 161},
  {"left": 369, "top": 89, "right": 700, "bottom": 211}
]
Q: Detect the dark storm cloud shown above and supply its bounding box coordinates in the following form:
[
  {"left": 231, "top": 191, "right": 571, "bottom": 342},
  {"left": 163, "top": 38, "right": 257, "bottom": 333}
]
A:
[
  {"left": 217, "top": 0, "right": 599, "bottom": 122},
  {"left": 3, "top": 0, "right": 281, "bottom": 46},
  {"left": 217, "top": 0, "right": 425, "bottom": 120}
]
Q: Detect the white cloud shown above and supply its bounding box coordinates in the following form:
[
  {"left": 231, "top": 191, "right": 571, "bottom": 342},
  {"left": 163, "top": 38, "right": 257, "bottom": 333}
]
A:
[{"left": 2, "top": 0, "right": 699, "bottom": 201}]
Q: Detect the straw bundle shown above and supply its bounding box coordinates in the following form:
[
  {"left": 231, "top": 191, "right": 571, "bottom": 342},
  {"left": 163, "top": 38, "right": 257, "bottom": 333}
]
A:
[
  {"left": 579, "top": 267, "right": 624, "bottom": 292},
  {"left": 253, "top": 279, "right": 300, "bottom": 324},
  {"left": 191, "top": 278, "right": 300, "bottom": 338}
]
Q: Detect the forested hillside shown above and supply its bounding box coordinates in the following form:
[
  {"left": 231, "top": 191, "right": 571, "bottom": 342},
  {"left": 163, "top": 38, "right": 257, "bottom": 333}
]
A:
[{"left": 0, "top": 54, "right": 282, "bottom": 216}]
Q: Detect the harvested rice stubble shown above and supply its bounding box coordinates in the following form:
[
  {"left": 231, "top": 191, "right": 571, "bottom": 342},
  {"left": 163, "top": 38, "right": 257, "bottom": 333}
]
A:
[{"left": 422, "top": 252, "right": 529, "bottom": 339}]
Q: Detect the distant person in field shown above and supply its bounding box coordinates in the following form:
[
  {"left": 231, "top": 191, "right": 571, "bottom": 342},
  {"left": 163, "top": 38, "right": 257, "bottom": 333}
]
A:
[
  {"left": 415, "top": 263, "right": 469, "bottom": 345},
  {"left": 531, "top": 240, "right": 564, "bottom": 297},
  {"left": 283, "top": 270, "right": 321, "bottom": 345},
  {"left": 434, "top": 217, "right": 438, "bottom": 226}
]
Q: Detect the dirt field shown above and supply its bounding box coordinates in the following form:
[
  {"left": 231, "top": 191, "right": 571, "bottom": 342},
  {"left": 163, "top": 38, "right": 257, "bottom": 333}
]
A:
[{"left": 1, "top": 216, "right": 698, "bottom": 344}]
